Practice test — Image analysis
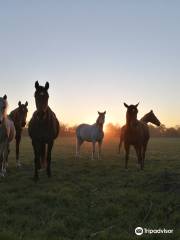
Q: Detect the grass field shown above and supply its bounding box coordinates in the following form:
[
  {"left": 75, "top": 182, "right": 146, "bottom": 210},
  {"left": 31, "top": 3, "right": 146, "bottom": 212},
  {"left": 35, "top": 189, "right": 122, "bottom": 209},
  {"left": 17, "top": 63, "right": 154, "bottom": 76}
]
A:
[{"left": 0, "top": 137, "right": 180, "bottom": 240}]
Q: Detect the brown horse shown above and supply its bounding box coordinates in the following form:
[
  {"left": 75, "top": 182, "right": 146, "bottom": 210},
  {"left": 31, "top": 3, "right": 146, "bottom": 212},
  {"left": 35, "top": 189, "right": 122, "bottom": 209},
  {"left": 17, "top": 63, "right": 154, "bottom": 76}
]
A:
[
  {"left": 28, "top": 81, "right": 60, "bottom": 181},
  {"left": 9, "top": 101, "right": 28, "bottom": 167},
  {"left": 123, "top": 103, "right": 150, "bottom": 170},
  {"left": 118, "top": 110, "right": 161, "bottom": 154}
]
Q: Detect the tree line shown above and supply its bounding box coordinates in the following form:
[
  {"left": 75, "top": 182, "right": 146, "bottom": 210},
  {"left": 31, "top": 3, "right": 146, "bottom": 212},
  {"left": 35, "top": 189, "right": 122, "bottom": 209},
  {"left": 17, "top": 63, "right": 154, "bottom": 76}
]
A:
[{"left": 22, "top": 123, "right": 180, "bottom": 138}]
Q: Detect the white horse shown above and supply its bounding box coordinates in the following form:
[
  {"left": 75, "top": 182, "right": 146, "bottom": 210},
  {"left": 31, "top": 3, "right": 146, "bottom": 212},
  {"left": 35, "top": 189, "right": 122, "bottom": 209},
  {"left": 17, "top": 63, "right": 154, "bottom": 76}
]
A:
[
  {"left": 0, "top": 95, "right": 15, "bottom": 177},
  {"left": 76, "top": 111, "right": 106, "bottom": 160}
]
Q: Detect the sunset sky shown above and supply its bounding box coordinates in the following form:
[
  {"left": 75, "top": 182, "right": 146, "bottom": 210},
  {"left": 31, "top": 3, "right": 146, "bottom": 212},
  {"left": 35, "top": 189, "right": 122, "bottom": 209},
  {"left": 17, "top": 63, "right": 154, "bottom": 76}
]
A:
[{"left": 0, "top": 1, "right": 180, "bottom": 127}]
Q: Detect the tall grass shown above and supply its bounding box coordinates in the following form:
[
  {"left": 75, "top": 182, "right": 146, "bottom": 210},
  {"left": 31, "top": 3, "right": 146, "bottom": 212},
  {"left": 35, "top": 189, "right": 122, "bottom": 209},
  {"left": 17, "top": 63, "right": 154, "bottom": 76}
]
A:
[{"left": 0, "top": 137, "right": 180, "bottom": 240}]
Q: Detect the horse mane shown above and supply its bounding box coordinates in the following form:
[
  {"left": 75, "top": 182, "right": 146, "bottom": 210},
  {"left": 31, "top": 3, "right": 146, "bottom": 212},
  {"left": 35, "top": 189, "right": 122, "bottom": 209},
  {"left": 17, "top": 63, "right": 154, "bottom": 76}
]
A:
[
  {"left": 96, "top": 116, "right": 104, "bottom": 129},
  {"left": 126, "top": 113, "right": 138, "bottom": 128}
]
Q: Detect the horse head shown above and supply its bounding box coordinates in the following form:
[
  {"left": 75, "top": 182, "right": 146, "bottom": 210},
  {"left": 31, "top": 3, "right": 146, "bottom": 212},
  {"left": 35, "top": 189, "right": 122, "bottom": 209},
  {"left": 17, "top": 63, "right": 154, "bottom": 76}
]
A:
[
  {"left": 124, "top": 102, "right": 139, "bottom": 125},
  {"left": 34, "top": 81, "right": 49, "bottom": 116},
  {"left": 147, "top": 110, "right": 161, "bottom": 126},
  {"left": 0, "top": 95, "right": 8, "bottom": 125},
  {"left": 96, "top": 111, "right": 106, "bottom": 126},
  {"left": 18, "top": 101, "right": 28, "bottom": 127}
]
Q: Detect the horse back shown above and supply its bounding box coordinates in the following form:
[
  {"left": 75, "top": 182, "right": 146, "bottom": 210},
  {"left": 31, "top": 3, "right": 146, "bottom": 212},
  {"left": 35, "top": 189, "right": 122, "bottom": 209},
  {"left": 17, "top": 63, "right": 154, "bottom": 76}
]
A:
[{"left": 76, "top": 123, "right": 104, "bottom": 142}]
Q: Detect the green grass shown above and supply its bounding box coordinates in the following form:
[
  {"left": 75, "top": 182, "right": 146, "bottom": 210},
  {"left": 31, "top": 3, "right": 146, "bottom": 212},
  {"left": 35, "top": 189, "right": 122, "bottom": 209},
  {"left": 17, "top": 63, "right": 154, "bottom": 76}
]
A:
[{"left": 0, "top": 137, "right": 180, "bottom": 240}]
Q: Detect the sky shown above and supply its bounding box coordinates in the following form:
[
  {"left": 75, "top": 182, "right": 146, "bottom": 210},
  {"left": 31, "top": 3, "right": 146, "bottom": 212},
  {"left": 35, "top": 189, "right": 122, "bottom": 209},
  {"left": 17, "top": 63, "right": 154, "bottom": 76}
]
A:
[{"left": 0, "top": 0, "right": 180, "bottom": 127}]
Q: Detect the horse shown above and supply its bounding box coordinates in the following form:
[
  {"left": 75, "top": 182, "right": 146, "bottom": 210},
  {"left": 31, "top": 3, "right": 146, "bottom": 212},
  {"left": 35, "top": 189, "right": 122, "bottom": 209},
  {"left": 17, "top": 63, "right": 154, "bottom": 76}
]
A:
[
  {"left": 118, "top": 110, "right": 161, "bottom": 154},
  {"left": 9, "top": 101, "right": 28, "bottom": 167},
  {"left": 122, "top": 102, "right": 150, "bottom": 170},
  {"left": 0, "top": 95, "right": 15, "bottom": 176},
  {"left": 76, "top": 111, "right": 106, "bottom": 160},
  {"left": 28, "top": 81, "right": 60, "bottom": 181}
]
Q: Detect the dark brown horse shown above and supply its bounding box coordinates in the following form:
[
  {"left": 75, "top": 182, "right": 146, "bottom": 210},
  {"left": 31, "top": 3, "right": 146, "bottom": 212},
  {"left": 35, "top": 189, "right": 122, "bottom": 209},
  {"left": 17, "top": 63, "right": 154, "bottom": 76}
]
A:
[
  {"left": 122, "top": 103, "right": 150, "bottom": 170},
  {"left": 118, "top": 110, "right": 161, "bottom": 154},
  {"left": 28, "top": 81, "right": 60, "bottom": 181},
  {"left": 9, "top": 101, "right": 28, "bottom": 167}
]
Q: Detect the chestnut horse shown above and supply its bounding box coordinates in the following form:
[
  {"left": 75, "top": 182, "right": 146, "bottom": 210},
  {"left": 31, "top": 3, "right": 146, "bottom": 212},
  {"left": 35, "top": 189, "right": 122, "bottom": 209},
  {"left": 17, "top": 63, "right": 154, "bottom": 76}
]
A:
[
  {"left": 28, "top": 81, "right": 60, "bottom": 181},
  {"left": 123, "top": 103, "right": 150, "bottom": 170},
  {"left": 118, "top": 110, "right": 161, "bottom": 154},
  {"left": 9, "top": 101, "right": 28, "bottom": 167}
]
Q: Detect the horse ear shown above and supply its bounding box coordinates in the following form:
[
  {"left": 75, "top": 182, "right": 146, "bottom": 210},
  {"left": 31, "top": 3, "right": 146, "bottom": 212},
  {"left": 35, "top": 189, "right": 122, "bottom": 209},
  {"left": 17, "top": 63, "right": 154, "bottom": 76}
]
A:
[
  {"left": 98, "top": 111, "right": 100, "bottom": 115},
  {"left": 18, "top": 101, "right": 21, "bottom": 107},
  {"left": 45, "top": 82, "right": 49, "bottom": 90},
  {"left": 3, "top": 95, "right": 7, "bottom": 100},
  {"left": 35, "top": 81, "right": 39, "bottom": 89},
  {"left": 135, "top": 102, "right": 139, "bottom": 108},
  {"left": 150, "top": 110, "right": 153, "bottom": 113},
  {"left": 25, "top": 101, "right": 28, "bottom": 107},
  {"left": 104, "top": 111, "right": 106, "bottom": 114},
  {"left": 124, "top": 103, "right": 129, "bottom": 108}
]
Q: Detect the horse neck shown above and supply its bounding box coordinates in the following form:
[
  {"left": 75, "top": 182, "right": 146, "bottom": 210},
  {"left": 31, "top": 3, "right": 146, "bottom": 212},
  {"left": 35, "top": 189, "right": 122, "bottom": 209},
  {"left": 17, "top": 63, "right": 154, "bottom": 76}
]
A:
[
  {"left": 126, "top": 113, "right": 137, "bottom": 127},
  {"left": 97, "top": 123, "right": 104, "bottom": 130},
  {"left": 1, "top": 109, "right": 8, "bottom": 122},
  {"left": 10, "top": 108, "right": 18, "bottom": 119},
  {"left": 35, "top": 97, "right": 49, "bottom": 112},
  {"left": 140, "top": 114, "right": 149, "bottom": 124},
  {"left": 10, "top": 108, "right": 21, "bottom": 125},
  {"left": 36, "top": 106, "right": 50, "bottom": 121},
  {"left": 1, "top": 114, "right": 8, "bottom": 127},
  {"left": 96, "top": 119, "right": 104, "bottom": 130}
]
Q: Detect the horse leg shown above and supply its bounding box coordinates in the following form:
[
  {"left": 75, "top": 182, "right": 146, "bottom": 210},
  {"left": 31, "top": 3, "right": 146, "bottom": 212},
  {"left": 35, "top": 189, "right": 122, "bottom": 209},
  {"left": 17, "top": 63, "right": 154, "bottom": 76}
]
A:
[
  {"left": 32, "top": 141, "right": 40, "bottom": 181},
  {"left": 135, "top": 145, "right": 143, "bottom": 170},
  {"left": 140, "top": 146, "right": 143, "bottom": 170},
  {"left": 76, "top": 138, "right": 83, "bottom": 158},
  {"left": 41, "top": 143, "right": 46, "bottom": 168},
  {"left": 0, "top": 152, "right": 4, "bottom": 177},
  {"left": 142, "top": 142, "right": 148, "bottom": 169},
  {"left": 16, "top": 136, "right": 21, "bottom": 167},
  {"left": 124, "top": 143, "right": 130, "bottom": 169},
  {"left": 0, "top": 142, "right": 8, "bottom": 176},
  {"left": 3, "top": 143, "right": 9, "bottom": 175},
  {"left": 92, "top": 142, "right": 96, "bottom": 160},
  {"left": 98, "top": 141, "right": 102, "bottom": 160},
  {"left": 47, "top": 141, "right": 53, "bottom": 178},
  {"left": 142, "top": 151, "right": 145, "bottom": 169},
  {"left": 118, "top": 138, "right": 123, "bottom": 154}
]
